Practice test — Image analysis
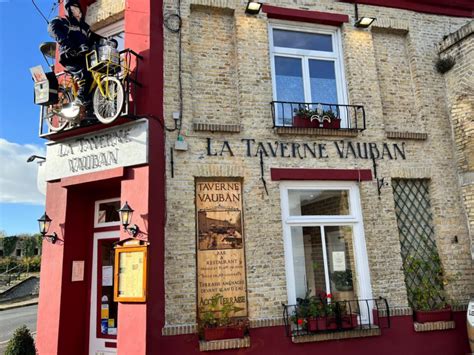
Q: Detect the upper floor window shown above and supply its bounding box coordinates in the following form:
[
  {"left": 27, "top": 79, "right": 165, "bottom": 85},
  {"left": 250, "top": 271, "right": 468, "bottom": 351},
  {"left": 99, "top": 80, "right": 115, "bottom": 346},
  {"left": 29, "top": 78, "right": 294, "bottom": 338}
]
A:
[
  {"left": 269, "top": 22, "right": 348, "bottom": 126},
  {"left": 94, "top": 198, "right": 121, "bottom": 228},
  {"left": 96, "top": 20, "right": 125, "bottom": 51}
]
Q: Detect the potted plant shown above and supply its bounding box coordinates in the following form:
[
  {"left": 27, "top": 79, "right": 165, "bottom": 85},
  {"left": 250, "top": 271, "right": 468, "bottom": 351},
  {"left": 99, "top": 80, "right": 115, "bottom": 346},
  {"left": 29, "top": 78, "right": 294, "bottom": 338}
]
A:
[
  {"left": 331, "top": 269, "right": 353, "bottom": 291},
  {"left": 199, "top": 294, "right": 247, "bottom": 341},
  {"left": 404, "top": 254, "right": 453, "bottom": 323},
  {"left": 307, "top": 293, "right": 338, "bottom": 332},
  {"left": 293, "top": 106, "right": 320, "bottom": 128},
  {"left": 321, "top": 110, "right": 341, "bottom": 129},
  {"left": 338, "top": 302, "right": 358, "bottom": 329}
]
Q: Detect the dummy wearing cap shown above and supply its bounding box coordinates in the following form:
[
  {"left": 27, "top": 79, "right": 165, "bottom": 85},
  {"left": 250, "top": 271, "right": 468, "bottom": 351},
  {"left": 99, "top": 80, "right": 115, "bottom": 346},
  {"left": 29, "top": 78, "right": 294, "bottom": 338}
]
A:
[{"left": 48, "top": 0, "right": 103, "bottom": 116}]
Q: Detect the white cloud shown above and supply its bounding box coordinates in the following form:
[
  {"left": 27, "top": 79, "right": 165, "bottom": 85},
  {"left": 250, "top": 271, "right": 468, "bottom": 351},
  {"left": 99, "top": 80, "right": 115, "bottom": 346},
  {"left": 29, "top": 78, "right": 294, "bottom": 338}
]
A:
[{"left": 0, "top": 138, "right": 45, "bottom": 205}]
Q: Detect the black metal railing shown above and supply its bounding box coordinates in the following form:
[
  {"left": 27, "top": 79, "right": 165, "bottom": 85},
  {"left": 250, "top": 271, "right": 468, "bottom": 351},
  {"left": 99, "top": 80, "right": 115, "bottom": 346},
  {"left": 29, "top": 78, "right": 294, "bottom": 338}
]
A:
[
  {"left": 39, "top": 48, "right": 143, "bottom": 137},
  {"left": 271, "top": 101, "right": 366, "bottom": 131},
  {"left": 282, "top": 297, "right": 390, "bottom": 337}
]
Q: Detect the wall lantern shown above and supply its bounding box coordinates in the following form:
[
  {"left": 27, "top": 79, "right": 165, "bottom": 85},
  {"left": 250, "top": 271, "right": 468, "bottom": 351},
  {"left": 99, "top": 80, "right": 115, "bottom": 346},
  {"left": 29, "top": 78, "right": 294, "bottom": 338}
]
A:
[
  {"left": 245, "top": 1, "right": 262, "bottom": 15},
  {"left": 354, "top": 3, "right": 375, "bottom": 28},
  {"left": 37, "top": 213, "right": 58, "bottom": 244},
  {"left": 118, "top": 201, "right": 140, "bottom": 237}
]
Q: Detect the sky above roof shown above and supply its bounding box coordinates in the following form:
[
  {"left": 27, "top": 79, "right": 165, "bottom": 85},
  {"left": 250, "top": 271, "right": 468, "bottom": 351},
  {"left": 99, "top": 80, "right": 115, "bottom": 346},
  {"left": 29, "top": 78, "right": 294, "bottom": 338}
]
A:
[{"left": 0, "top": 0, "right": 57, "bottom": 235}]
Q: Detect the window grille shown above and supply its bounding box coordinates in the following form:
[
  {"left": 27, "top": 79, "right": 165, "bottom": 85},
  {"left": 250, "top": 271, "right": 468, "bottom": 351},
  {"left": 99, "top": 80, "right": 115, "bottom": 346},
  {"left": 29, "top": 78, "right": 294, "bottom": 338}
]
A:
[{"left": 392, "top": 179, "right": 445, "bottom": 309}]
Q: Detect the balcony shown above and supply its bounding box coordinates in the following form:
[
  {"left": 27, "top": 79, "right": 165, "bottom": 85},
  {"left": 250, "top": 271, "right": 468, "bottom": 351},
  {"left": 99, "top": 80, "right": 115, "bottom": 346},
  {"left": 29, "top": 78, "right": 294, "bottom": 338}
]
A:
[
  {"left": 271, "top": 101, "right": 366, "bottom": 134},
  {"left": 38, "top": 48, "right": 142, "bottom": 140},
  {"left": 282, "top": 297, "right": 390, "bottom": 341}
]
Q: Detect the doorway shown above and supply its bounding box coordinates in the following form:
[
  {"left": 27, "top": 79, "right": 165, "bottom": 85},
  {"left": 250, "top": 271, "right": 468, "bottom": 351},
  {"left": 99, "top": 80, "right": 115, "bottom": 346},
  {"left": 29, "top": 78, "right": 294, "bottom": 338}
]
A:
[{"left": 89, "top": 232, "right": 119, "bottom": 354}]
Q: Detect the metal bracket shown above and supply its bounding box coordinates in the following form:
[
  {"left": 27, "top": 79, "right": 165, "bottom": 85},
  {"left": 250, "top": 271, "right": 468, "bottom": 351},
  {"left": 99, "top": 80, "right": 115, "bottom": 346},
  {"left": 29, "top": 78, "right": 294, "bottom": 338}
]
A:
[
  {"left": 259, "top": 150, "right": 269, "bottom": 196},
  {"left": 372, "top": 157, "right": 388, "bottom": 197}
]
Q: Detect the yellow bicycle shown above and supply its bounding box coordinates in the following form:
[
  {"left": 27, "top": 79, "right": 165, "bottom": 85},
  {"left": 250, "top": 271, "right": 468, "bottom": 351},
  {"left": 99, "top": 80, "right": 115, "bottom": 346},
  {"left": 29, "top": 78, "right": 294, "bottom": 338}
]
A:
[{"left": 45, "top": 39, "right": 129, "bottom": 132}]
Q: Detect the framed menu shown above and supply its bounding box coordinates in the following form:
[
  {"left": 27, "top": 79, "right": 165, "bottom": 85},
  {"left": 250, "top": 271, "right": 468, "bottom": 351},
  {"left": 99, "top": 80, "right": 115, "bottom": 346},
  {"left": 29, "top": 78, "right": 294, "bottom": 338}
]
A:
[{"left": 114, "top": 245, "right": 147, "bottom": 302}]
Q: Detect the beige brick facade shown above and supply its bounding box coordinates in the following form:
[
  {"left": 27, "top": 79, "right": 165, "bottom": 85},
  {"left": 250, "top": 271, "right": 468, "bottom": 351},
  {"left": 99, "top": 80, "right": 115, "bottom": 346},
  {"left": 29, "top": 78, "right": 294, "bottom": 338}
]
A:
[
  {"left": 161, "top": 0, "right": 472, "bottom": 328},
  {"left": 85, "top": 0, "right": 125, "bottom": 30},
  {"left": 439, "top": 21, "right": 474, "bottom": 259}
]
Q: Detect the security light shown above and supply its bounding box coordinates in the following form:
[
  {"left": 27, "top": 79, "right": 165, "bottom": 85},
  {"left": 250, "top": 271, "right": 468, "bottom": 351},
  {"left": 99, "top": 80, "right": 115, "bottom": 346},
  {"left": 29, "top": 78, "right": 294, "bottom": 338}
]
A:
[
  {"left": 354, "top": 3, "right": 376, "bottom": 28},
  {"left": 245, "top": 1, "right": 262, "bottom": 15}
]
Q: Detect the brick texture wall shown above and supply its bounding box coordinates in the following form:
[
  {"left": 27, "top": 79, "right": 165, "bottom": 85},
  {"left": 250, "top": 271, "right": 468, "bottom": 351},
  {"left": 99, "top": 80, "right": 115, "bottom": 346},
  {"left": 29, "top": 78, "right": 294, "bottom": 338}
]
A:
[
  {"left": 438, "top": 21, "right": 474, "bottom": 259},
  {"left": 158, "top": 0, "right": 474, "bottom": 327}
]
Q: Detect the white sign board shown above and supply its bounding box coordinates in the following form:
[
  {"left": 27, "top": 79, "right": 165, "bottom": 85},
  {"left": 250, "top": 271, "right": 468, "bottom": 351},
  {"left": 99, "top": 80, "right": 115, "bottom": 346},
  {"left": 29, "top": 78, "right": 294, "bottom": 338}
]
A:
[
  {"left": 45, "top": 120, "right": 148, "bottom": 181},
  {"left": 468, "top": 298, "right": 474, "bottom": 326},
  {"left": 332, "top": 251, "right": 346, "bottom": 271}
]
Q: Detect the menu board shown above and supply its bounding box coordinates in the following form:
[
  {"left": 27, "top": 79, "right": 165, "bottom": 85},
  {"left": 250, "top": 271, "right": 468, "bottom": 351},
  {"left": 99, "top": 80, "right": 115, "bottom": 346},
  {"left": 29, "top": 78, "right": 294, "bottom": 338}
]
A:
[
  {"left": 114, "top": 246, "right": 147, "bottom": 302},
  {"left": 196, "top": 179, "right": 248, "bottom": 318}
]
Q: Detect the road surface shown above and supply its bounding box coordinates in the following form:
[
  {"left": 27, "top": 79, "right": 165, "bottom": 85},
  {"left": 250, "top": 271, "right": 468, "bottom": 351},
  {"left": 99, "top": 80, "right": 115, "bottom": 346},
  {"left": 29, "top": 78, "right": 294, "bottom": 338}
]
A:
[{"left": 0, "top": 304, "right": 37, "bottom": 353}]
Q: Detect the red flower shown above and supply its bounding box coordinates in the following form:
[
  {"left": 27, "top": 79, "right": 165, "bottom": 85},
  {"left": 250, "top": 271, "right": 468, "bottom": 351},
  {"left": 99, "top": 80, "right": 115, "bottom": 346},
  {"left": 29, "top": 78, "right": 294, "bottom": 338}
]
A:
[
  {"left": 297, "top": 318, "right": 304, "bottom": 325},
  {"left": 327, "top": 293, "right": 332, "bottom": 299}
]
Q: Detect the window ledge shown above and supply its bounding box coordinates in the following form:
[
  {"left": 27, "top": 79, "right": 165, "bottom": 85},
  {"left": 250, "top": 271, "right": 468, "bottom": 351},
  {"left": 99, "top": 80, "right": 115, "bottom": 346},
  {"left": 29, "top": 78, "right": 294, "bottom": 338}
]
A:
[
  {"left": 199, "top": 336, "right": 251, "bottom": 351},
  {"left": 193, "top": 122, "right": 241, "bottom": 133},
  {"left": 292, "top": 327, "right": 381, "bottom": 343},
  {"left": 386, "top": 131, "right": 428, "bottom": 140},
  {"left": 274, "top": 127, "right": 359, "bottom": 137},
  {"left": 414, "top": 321, "right": 456, "bottom": 332}
]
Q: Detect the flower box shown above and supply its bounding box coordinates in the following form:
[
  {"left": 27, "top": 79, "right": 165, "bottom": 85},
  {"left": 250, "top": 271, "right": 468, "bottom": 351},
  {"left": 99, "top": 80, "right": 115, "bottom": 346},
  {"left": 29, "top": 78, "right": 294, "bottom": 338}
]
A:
[
  {"left": 203, "top": 325, "right": 245, "bottom": 341},
  {"left": 414, "top": 307, "right": 452, "bottom": 323},
  {"left": 322, "top": 118, "right": 341, "bottom": 129},
  {"left": 341, "top": 314, "right": 358, "bottom": 329},
  {"left": 307, "top": 317, "right": 338, "bottom": 332},
  {"left": 293, "top": 115, "right": 320, "bottom": 128}
]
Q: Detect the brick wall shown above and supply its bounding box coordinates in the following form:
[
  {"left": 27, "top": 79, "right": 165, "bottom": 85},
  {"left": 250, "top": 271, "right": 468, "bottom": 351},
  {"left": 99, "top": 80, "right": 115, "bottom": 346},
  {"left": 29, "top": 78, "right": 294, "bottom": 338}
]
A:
[
  {"left": 438, "top": 20, "right": 474, "bottom": 259},
  {"left": 160, "top": 0, "right": 473, "bottom": 328}
]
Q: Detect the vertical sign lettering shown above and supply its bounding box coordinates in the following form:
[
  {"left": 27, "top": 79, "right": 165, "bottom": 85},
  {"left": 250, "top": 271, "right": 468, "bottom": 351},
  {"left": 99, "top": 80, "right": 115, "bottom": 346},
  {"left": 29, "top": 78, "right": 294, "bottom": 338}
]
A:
[{"left": 196, "top": 180, "right": 248, "bottom": 319}]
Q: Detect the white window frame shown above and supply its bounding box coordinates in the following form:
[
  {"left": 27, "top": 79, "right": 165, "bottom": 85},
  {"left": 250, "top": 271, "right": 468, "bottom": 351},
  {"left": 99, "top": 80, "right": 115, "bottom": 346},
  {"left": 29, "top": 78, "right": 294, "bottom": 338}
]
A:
[
  {"left": 269, "top": 21, "right": 349, "bottom": 125},
  {"left": 94, "top": 198, "right": 121, "bottom": 228},
  {"left": 96, "top": 19, "right": 124, "bottom": 38},
  {"left": 96, "top": 19, "right": 125, "bottom": 51},
  {"left": 279, "top": 181, "right": 372, "bottom": 316}
]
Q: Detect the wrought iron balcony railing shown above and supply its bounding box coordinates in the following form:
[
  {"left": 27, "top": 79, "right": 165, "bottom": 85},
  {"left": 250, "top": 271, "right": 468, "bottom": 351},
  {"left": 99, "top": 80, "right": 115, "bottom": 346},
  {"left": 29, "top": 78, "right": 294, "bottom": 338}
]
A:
[
  {"left": 282, "top": 297, "right": 390, "bottom": 338},
  {"left": 271, "top": 101, "right": 366, "bottom": 131}
]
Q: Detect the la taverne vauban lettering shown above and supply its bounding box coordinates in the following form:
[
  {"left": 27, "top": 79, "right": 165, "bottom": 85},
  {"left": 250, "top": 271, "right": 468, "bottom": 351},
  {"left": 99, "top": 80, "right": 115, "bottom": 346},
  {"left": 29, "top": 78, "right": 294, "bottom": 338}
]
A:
[
  {"left": 206, "top": 138, "right": 406, "bottom": 160},
  {"left": 57, "top": 128, "right": 132, "bottom": 173}
]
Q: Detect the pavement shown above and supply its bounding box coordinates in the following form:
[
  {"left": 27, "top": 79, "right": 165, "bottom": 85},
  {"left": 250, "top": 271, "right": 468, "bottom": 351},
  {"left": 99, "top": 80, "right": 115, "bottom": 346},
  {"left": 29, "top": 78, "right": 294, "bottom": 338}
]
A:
[{"left": 0, "top": 297, "right": 38, "bottom": 311}]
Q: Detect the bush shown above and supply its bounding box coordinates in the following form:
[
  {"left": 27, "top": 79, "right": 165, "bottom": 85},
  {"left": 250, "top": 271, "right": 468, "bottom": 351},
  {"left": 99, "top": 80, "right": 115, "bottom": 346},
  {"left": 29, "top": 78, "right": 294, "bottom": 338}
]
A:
[
  {"left": 0, "top": 257, "right": 18, "bottom": 273},
  {"left": 5, "top": 325, "right": 36, "bottom": 355}
]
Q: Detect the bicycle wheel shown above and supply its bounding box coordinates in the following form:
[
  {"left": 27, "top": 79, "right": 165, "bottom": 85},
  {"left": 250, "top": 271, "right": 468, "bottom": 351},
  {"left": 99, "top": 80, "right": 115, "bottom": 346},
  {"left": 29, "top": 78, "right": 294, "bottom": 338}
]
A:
[
  {"left": 45, "top": 87, "right": 73, "bottom": 132},
  {"left": 93, "top": 76, "right": 124, "bottom": 124}
]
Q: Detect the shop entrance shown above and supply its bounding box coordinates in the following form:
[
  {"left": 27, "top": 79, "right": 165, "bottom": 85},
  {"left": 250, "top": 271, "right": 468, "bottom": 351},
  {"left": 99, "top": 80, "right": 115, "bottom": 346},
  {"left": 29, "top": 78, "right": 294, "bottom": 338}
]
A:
[{"left": 89, "top": 232, "right": 119, "bottom": 354}]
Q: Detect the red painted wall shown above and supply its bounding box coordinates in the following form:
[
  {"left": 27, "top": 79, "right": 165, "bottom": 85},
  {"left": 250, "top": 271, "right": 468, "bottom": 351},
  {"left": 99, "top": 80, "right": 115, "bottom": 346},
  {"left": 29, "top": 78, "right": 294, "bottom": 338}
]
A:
[
  {"left": 339, "top": 0, "right": 473, "bottom": 18},
  {"left": 156, "top": 312, "right": 469, "bottom": 354},
  {"left": 36, "top": 174, "right": 122, "bottom": 354}
]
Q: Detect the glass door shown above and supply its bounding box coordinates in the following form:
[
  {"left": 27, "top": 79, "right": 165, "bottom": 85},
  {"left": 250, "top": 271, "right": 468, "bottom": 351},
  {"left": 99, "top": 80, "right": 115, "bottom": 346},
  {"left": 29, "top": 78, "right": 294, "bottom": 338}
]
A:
[{"left": 89, "top": 233, "right": 119, "bottom": 355}]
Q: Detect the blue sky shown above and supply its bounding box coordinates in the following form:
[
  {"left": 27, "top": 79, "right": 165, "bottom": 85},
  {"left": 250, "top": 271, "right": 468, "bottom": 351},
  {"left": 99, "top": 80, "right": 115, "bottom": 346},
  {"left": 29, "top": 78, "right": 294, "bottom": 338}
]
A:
[{"left": 0, "top": 0, "right": 57, "bottom": 235}]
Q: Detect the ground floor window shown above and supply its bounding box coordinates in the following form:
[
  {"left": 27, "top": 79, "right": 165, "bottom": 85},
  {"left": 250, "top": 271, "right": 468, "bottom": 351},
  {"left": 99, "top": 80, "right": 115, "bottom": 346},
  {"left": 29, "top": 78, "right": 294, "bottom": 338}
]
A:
[{"left": 279, "top": 181, "right": 372, "bottom": 307}]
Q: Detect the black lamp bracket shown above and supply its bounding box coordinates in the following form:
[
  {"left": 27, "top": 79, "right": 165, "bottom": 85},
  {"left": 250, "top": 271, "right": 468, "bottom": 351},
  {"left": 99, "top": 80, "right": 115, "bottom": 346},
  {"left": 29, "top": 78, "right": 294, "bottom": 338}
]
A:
[
  {"left": 124, "top": 224, "right": 140, "bottom": 238},
  {"left": 42, "top": 232, "right": 59, "bottom": 244}
]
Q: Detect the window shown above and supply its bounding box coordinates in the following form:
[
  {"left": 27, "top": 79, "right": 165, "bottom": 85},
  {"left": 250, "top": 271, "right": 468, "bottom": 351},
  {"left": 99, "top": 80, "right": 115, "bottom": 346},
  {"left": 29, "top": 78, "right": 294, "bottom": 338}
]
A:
[
  {"left": 96, "top": 20, "right": 125, "bottom": 51},
  {"left": 94, "top": 198, "right": 121, "bottom": 228},
  {"left": 280, "top": 181, "right": 372, "bottom": 319},
  {"left": 16, "top": 249, "right": 22, "bottom": 257},
  {"left": 269, "top": 22, "right": 348, "bottom": 126}
]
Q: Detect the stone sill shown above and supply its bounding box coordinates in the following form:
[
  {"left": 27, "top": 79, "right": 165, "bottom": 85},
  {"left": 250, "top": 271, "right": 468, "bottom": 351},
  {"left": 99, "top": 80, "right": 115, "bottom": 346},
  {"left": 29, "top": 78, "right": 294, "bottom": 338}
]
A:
[
  {"left": 193, "top": 122, "right": 241, "bottom": 133},
  {"left": 292, "top": 327, "right": 381, "bottom": 343},
  {"left": 386, "top": 131, "right": 428, "bottom": 140},
  {"left": 199, "top": 336, "right": 250, "bottom": 351},
  {"left": 275, "top": 127, "right": 359, "bottom": 137},
  {"left": 414, "top": 321, "right": 456, "bottom": 332}
]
